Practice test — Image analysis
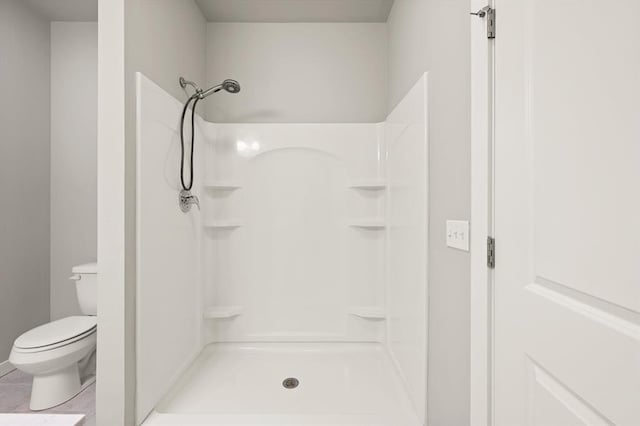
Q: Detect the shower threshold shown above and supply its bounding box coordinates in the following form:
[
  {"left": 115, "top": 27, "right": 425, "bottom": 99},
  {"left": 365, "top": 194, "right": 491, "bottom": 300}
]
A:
[{"left": 143, "top": 342, "right": 421, "bottom": 425}]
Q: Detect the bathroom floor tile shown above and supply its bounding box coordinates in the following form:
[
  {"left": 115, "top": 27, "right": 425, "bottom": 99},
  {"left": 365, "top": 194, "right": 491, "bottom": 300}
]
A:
[
  {"left": 0, "top": 384, "right": 31, "bottom": 412},
  {"left": 0, "top": 370, "right": 31, "bottom": 385}
]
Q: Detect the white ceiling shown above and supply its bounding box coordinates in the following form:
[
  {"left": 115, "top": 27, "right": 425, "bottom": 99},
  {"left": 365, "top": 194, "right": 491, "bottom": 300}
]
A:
[
  {"left": 25, "top": 0, "right": 98, "bottom": 21},
  {"left": 195, "top": 0, "right": 396, "bottom": 23}
]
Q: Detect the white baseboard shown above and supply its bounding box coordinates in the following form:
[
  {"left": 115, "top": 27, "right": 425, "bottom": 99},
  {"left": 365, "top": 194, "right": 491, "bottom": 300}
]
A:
[{"left": 0, "top": 359, "right": 16, "bottom": 378}]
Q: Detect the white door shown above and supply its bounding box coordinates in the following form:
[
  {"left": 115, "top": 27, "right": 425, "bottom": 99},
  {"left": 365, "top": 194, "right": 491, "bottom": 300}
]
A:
[{"left": 493, "top": 1, "right": 640, "bottom": 425}]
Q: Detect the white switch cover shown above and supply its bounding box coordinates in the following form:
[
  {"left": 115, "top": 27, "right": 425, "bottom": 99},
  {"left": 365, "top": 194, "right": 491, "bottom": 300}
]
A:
[{"left": 446, "top": 220, "right": 470, "bottom": 251}]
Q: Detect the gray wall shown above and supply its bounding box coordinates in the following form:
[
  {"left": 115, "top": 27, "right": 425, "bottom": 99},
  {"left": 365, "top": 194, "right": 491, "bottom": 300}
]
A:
[
  {"left": 205, "top": 23, "right": 387, "bottom": 123},
  {"left": 388, "top": 1, "right": 471, "bottom": 425},
  {"left": 50, "top": 22, "right": 98, "bottom": 320},
  {"left": 0, "top": 1, "right": 51, "bottom": 363}
]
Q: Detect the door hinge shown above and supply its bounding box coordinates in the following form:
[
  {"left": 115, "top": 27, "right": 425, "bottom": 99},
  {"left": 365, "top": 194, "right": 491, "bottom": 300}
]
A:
[
  {"left": 487, "top": 236, "right": 495, "bottom": 269},
  {"left": 471, "top": 6, "right": 495, "bottom": 39}
]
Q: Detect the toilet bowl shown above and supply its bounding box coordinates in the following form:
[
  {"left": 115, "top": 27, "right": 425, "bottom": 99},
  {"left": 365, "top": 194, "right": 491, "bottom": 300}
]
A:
[
  {"left": 9, "top": 262, "right": 98, "bottom": 410},
  {"left": 10, "top": 317, "right": 97, "bottom": 410}
]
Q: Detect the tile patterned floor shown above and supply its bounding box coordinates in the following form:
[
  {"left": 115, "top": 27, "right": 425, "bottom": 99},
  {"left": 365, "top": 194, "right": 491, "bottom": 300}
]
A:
[{"left": 0, "top": 369, "right": 95, "bottom": 426}]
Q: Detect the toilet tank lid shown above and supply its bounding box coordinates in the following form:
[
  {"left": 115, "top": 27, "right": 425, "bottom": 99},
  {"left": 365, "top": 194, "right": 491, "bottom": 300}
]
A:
[{"left": 72, "top": 262, "right": 97, "bottom": 274}]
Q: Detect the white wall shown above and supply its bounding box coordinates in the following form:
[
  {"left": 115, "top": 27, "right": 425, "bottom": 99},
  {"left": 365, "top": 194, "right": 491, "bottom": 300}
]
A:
[
  {"left": 202, "top": 123, "right": 384, "bottom": 344},
  {"left": 50, "top": 22, "right": 98, "bottom": 320},
  {"left": 205, "top": 23, "right": 387, "bottom": 123},
  {"left": 135, "top": 74, "right": 204, "bottom": 424},
  {"left": 0, "top": 0, "right": 51, "bottom": 364},
  {"left": 387, "top": 1, "right": 471, "bottom": 425},
  {"left": 97, "top": 1, "right": 207, "bottom": 424},
  {"left": 97, "top": 0, "right": 128, "bottom": 424},
  {"left": 386, "top": 73, "right": 429, "bottom": 424}
]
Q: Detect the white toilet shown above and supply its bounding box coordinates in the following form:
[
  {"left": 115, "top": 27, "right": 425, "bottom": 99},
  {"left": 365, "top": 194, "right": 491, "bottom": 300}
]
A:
[{"left": 10, "top": 262, "right": 98, "bottom": 410}]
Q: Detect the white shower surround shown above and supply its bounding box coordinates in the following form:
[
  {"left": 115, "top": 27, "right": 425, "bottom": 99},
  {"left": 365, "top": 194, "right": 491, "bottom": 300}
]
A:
[{"left": 136, "top": 73, "right": 428, "bottom": 424}]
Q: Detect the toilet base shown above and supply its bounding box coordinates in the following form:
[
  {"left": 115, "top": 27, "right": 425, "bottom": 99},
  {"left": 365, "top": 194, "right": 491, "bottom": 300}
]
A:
[
  {"left": 29, "top": 366, "right": 96, "bottom": 411},
  {"left": 30, "top": 364, "right": 81, "bottom": 411}
]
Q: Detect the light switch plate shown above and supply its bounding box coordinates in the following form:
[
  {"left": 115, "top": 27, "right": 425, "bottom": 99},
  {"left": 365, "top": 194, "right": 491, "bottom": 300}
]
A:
[{"left": 446, "top": 220, "right": 470, "bottom": 251}]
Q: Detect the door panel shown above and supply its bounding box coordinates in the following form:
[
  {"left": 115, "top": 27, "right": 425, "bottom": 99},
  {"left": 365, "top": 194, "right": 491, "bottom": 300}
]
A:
[
  {"left": 529, "top": 361, "right": 612, "bottom": 426},
  {"left": 530, "top": 0, "right": 640, "bottom": 311},
  {"left": 494, "top": 1, "right": 640, "bottom": 425}
]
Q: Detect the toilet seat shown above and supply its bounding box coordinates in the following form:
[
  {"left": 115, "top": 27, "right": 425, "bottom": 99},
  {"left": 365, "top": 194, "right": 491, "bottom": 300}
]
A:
[{"left": 13, "top": 316, "right": 97, "bottom": 353}]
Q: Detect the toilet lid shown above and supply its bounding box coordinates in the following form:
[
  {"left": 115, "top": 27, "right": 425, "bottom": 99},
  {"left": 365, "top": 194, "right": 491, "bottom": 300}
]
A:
[{"left": 14, "top": 316, "right": 97, "bottom": 349}]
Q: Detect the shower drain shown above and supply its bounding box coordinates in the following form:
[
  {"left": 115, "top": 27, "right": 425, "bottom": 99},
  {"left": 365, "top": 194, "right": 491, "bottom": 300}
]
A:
[{"left": 282, "top": 377, "right": 299, "bottom": 389}]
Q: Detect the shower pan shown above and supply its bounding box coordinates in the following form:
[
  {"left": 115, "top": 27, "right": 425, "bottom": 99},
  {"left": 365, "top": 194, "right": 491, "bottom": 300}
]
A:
[{"left": 135, "top": 71, "right": 429, "bottom": 425}]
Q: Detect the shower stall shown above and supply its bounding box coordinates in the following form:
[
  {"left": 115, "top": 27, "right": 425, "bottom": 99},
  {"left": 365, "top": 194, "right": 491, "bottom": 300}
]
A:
[{"left": 135, "top": 70, "right": 428, "bottom": 424}]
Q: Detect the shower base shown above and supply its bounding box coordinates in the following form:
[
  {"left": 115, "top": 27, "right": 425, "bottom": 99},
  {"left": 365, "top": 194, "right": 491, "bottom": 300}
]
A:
[{"left": 143, "top": 342, "right": 421, "bottom": 425}]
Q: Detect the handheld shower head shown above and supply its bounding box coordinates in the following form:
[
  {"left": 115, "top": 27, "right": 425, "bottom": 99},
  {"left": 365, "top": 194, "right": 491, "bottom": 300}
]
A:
[
  {"left": 222, "top": 79, "right": 241, "bottom": 93},
  {"left": 199, "top": 79, "right": 241, "bottom": 99}
]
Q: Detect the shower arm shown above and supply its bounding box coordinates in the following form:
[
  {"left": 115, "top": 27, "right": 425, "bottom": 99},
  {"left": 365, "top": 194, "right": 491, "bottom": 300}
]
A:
[{"left": 179, "top": 76, "right": 202, "bottom": 98}]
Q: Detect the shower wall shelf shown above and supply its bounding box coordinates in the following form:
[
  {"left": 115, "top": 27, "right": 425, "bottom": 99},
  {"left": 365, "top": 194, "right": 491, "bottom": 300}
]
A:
[
  {"left": 348, "top": 307, "right": 386, "bottom": 320},
  {"left": 204, "top": 220, "right": 244, "bottom": 229},
  {"left": 204, "top": 181, "right": 242, "bottom": 190},
  {"left": 349, "top": 219, "right": 385, "bottom": 229},
  {"left": 203, "top": 306, "right": 243, "bottom": 319},
  {"left": 348, "top": 181, "right": 387, "bottom": 190}
]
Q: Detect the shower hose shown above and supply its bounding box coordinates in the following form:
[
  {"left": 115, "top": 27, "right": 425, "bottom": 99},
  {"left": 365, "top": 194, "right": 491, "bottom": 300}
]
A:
[{"left": 179, "top": 94, "right": 201, "bottom": 192}]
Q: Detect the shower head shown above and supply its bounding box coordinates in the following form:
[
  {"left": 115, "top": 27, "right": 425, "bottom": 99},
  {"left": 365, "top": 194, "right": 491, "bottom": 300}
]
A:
[
  {"left": 198, "top": 79, "right": 241, "bottom": 99},
  {"left": 222, "top": 79, "right": 241, "bottom": 93}
]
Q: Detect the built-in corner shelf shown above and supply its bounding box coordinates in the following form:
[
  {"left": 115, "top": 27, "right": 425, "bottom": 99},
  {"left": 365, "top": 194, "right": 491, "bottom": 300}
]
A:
[
  {"left": 204, "top": 220, "right": 244, "bottom": 229},
  {"left": 349, "top": 219, "right": 385, "bottom": 229},
  {"left": 348, "top": 181, "right": 387, "bottom": 191},
  {"left": 348, "top": 306, "right": 386, "bottom": 320},
  {"left": 203, "top": 306, "right": 243, "bottom": 319},
  {"left": 204, "top": 181, "right": 242, "bottom": 191}
]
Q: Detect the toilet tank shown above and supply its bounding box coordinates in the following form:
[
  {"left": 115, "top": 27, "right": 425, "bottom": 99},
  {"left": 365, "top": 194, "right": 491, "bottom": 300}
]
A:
[{"left": 70, "top": 262, "right": 98, "bottom": 315}]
